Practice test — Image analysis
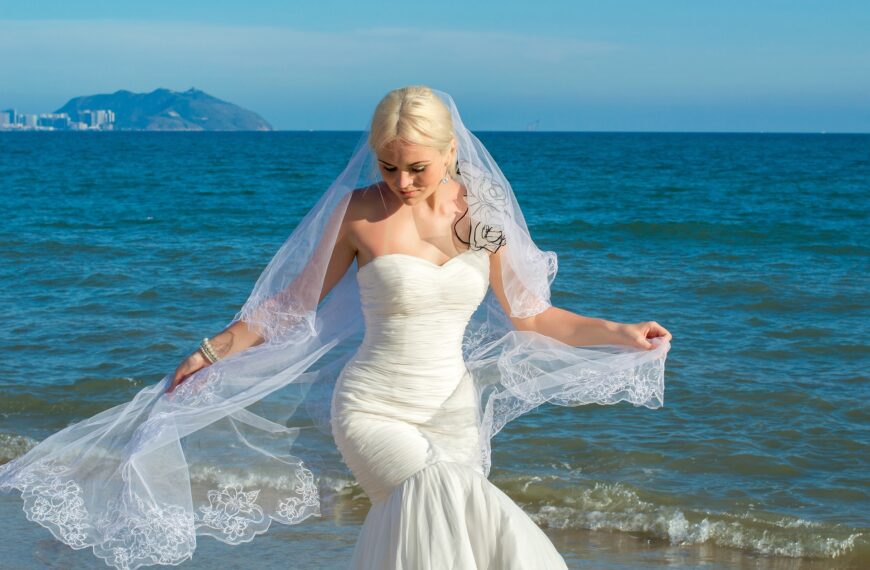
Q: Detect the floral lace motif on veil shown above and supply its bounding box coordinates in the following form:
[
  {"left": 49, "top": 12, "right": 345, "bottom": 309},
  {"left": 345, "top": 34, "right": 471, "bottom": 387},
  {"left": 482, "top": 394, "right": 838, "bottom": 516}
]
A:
[{"left": 0, "top": 457, "right": 321, "bottom": 570}]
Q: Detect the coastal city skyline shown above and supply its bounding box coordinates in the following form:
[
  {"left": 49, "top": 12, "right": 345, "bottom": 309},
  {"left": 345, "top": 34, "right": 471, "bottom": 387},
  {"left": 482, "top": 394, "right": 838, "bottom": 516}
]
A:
[{"left": 1, "top": 108, "right": 115, "bottom": 131}]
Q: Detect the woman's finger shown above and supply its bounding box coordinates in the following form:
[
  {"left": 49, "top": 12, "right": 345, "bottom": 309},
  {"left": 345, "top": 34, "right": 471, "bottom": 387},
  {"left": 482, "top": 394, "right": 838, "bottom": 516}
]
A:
[
  {"left": 168, "top": 363, "right": 189, "bottom": 393},
  {"left": 645, "top": 321, "right": 669, "bottom": 338}
]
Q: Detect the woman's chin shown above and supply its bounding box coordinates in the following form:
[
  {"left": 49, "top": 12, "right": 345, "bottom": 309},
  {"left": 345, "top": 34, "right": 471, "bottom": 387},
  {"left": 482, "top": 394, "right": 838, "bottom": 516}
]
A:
[{"left": 387, "top": 186, "right": 437, "bottom": 204}]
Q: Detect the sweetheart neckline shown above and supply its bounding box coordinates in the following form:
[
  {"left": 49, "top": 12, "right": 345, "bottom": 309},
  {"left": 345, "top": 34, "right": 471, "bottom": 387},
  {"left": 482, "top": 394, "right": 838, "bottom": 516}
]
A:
[{"left": 357, "top": 249, "right": 482, "bottom": 275}]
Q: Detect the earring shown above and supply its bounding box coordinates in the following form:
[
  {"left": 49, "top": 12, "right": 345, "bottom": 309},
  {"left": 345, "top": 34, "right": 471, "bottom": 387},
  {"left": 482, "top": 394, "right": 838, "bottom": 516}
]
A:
[{"left": 440, "top": 166, "right": 449, "bottom": 184}]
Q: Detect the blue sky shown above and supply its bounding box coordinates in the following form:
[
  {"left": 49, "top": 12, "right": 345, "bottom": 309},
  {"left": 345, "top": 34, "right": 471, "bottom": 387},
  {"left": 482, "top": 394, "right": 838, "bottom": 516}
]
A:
[{"left": 1, "top": 1, "right": 868, "bottom": 131}]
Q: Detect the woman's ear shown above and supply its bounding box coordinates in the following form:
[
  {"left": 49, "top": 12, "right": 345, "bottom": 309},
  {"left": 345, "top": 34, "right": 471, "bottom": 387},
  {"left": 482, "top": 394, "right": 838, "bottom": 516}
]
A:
[{"left": 444, "top": 139, "right": 457, "bottom": 168}]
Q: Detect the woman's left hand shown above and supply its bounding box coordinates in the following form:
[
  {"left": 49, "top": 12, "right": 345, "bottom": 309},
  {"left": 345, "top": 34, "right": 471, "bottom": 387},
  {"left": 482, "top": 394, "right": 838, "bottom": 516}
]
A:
[{"left": 613, "top": 321, "right": 673, "bottom": 350}]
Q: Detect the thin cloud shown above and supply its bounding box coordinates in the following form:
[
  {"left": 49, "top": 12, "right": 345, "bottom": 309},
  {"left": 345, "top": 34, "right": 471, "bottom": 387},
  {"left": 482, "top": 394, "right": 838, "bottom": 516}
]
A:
[{"left": 0, "top": 19, "right": 622, "bottom": 75}]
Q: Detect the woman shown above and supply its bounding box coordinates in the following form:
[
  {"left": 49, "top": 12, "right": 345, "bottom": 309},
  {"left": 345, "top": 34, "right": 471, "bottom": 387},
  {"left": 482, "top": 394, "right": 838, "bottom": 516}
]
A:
[{"left": 1, "top": 86, "right": 671, "bottom": 569}]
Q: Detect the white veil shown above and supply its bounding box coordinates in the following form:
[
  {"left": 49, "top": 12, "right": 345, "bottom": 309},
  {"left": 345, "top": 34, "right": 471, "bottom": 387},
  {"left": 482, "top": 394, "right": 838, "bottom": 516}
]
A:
[{"left": 0, "top": 87, "right": 671, "bottom": 570}]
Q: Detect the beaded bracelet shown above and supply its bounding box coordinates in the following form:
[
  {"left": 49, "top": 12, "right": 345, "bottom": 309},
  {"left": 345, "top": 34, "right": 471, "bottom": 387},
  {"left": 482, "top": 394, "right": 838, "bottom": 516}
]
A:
[{"left": 199, "top": 337, "right": 219, "bottom": 364}]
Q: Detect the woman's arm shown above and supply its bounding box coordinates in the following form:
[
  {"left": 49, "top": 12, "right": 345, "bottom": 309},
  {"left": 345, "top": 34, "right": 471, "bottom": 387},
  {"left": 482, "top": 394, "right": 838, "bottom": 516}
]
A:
[
  {"left": 231, "top": 196, "right": 360, "bottom": 343},
  {"left": 488, "top": 247, "right": 672, "bottom": 349},
  {"left": 199, "top": 318, "right": 267, "bottom": 361},
  {"left": 168, "top": 195, "right": 358, "bottom": 392},
  {"left": 194, "top": 225, "right": 356, "bottom": 362}
]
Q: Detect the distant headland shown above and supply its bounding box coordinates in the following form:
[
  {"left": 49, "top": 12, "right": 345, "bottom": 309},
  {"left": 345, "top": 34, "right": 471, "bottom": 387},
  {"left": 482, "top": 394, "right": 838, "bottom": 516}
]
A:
[{"left": 1, "top": 88, "right": 273, "bottom": 131}]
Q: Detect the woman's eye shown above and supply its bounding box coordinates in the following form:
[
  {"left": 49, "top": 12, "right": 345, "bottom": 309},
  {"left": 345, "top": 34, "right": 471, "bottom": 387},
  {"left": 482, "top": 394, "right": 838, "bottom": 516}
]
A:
[{"left": 382, "top": 166, "right": 426, "bottom": 173}]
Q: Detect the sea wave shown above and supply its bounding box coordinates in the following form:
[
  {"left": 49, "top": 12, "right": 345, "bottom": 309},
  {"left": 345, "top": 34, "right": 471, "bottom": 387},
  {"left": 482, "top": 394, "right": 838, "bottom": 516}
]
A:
[{"left": 515, "top": 479, "right": 866, "bottom": 560}]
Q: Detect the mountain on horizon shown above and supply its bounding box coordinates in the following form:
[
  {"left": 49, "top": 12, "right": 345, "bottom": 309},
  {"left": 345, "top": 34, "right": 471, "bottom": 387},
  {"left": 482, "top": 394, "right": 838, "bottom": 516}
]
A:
[{"left": 55, "top": 88, "right": 272, "bottom": 131}]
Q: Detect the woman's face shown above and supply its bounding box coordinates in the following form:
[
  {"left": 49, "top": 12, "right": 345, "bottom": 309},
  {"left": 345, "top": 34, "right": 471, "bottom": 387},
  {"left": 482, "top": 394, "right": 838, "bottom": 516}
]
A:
[{"left": 376, "top": 138, "right": 455, "bottom": 205}]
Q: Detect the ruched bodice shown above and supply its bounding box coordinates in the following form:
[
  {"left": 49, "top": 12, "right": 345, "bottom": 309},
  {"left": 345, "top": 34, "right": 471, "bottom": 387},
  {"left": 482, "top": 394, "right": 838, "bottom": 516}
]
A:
[
  {"left": 329, "top": 248, "right": 569, "bottom": 569},
  {"left": 330, "top": 249, "right": 490, "bottom": 502},
  {"left": 354, "top": 249, "right": 489, "bottom": 371}
]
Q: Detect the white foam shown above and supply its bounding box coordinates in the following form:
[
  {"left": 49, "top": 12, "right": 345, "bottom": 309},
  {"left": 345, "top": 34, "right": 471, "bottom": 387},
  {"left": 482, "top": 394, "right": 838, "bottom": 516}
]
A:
[
  {"left": 526, "top": 482, "right": 865, "bottom": 559},
  {"left": 187, "top": 464, "right": 360, "bottom": 497},
  {"left": 0, "top": 433, "right": 38, "bottom": 462}
]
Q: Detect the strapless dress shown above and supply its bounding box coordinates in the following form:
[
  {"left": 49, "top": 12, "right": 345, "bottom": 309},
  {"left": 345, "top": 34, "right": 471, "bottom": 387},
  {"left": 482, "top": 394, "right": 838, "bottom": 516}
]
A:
[{"left": 330, "top": 248, "right": 568, "bottom": 569}]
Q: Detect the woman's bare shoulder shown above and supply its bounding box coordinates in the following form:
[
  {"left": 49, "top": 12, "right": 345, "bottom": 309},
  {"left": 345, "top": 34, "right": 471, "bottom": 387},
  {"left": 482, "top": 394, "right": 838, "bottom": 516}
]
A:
[{"left": 345, "top": 182, "right": 391, "bottom": 221}]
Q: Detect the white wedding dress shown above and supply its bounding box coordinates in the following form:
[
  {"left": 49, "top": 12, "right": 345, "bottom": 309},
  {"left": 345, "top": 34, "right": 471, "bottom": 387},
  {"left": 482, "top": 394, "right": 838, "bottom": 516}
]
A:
[{"left": 330, "top": 248, "right": 569, "bottom": 569}]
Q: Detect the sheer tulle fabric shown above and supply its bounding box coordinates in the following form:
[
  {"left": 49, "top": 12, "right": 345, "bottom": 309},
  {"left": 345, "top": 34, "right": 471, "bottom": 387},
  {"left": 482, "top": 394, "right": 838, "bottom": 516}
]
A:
[{"left": 0, "top": 88, "right": 670, "bottom": 569}]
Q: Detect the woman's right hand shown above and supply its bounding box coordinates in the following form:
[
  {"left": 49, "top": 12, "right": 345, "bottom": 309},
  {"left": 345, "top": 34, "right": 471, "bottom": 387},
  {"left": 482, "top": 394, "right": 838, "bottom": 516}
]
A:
[{"left": 167, "top": 349, "right": 211, "bottom": 394}]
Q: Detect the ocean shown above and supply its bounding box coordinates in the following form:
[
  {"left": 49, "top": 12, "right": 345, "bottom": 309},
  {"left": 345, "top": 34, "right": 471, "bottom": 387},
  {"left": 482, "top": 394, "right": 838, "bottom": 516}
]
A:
[{"left": 0, "top": 131, "right": 867, "bottom": 569}]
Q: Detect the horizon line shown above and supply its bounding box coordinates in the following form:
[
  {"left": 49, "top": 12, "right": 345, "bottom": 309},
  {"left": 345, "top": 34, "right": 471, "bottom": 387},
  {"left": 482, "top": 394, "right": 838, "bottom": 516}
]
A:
[
  {"left": 274, "top": 129, "right": 870, "bottom": 135},
  {"left": 2, "top": 129, "right": 868, "bottom": 135}
]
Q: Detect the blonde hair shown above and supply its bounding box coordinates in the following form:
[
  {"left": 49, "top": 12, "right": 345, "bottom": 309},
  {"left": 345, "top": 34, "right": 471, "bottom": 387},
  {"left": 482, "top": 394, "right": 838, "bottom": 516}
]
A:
[{"left": 368, "top": 85, "right": 458, "bottom": 179}]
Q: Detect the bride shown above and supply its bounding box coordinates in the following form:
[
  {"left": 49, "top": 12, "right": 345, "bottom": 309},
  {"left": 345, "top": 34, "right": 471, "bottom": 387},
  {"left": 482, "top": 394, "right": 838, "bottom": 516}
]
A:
[{"left": 1, "top": 85, "right": 671, "bottom": 569}]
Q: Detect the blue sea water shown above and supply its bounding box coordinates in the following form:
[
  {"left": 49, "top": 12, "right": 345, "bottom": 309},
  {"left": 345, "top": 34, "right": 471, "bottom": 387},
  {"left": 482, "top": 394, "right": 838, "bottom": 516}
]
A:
[{"left": 0, "top": 131, "right": 868, "bottom": 569}]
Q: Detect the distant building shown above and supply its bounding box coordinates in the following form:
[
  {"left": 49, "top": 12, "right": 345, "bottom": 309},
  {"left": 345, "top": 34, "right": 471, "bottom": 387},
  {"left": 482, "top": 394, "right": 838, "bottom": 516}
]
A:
[
  {"left": 1, "top": 109, "right": 19, "bottom": 127},
  {"left": 97, "top": 109, "right": 115, "bottom": 126},
  {"left": 38, "top": 113, "right": 71, "bottom": 129},
  {"left": 79, "top": 109, "right": 115, "bottom": 129}
]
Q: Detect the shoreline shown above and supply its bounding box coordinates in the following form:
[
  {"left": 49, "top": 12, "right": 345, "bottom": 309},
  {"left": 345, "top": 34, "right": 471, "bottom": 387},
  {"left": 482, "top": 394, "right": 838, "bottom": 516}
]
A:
[{"left": 1, "top": 492, "right": 865, "bottom": 569}]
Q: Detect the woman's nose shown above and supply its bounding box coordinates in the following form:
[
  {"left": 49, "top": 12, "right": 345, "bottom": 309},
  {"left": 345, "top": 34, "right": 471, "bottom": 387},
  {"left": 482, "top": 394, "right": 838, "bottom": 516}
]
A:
[{"left": 399, "top": 170, "right": 413, "bottom": 188}]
